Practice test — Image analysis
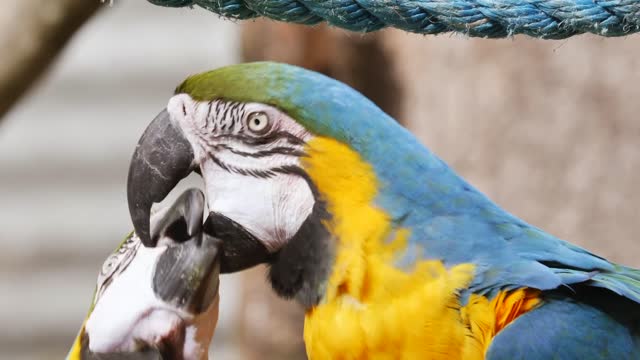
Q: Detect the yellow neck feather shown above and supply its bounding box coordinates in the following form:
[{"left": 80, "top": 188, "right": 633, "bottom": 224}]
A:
[
  {"left": 301, "top": 137, "right": 540, "bottom": 359},
  {"left": 302, "top": 136, "right": 404, "bottom": 303}
]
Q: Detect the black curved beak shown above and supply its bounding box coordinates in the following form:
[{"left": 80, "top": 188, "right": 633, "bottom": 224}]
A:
[
  {"left": 127, "top": 109, "right": 196, "bottom": 247},
  {"left": 152, "top": 188, "right": 221, "bottom": 315}
]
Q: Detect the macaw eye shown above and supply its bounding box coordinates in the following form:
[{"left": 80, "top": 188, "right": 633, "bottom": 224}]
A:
[
  {"left": 94, "top": 235, "right": 140, "bottom": 301},
  {"left": 100, "top": 254, "right": 119, "bottom": 279},
  {"left": 247, "top": 111, "right": 270, "bottom": 134}
]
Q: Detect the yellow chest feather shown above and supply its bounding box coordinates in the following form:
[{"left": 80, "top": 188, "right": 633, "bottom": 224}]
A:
[
  {"left": 303, "top": 257, "right": 539, "bottom": 360},
  {"left": 302, "top": 137, "right": 539, "bottom": 359}
]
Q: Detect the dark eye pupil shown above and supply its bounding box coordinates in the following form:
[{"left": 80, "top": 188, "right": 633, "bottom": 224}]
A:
[{"left": 254, "top": 118, "right": 260, "bottom": 125}]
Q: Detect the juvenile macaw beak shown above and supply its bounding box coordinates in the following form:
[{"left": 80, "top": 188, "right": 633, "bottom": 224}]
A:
[
  {"left": 72, "top": 189, "right": 221, "bottom": 360},
  {"left": 128, "top": 109, "right": 196, "bottom": 247},
  {"left": 150, "top": 188, "right": 221, "bottom": 315},
  {"left": 152, "top": 189, "right": 221, "bottom": 315}
]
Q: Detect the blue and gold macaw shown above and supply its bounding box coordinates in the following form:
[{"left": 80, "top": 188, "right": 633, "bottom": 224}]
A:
[{"left": 126, "top": 62, "right": 640, "bottom": 359}]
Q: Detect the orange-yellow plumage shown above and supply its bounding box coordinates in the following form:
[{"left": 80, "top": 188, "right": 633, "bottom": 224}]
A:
[{"left": 302, "top": 137, "right": 540, "bottom": 359}]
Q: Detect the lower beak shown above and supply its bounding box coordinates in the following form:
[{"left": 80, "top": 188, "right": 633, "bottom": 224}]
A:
[
  {"left": 153, "top": 232, "right": 222, "bottom": 315},
  {"left": 128, "top": 109, "right": 196, "bottom": 246},
  {"left": 151, "top": 188, "right": 221, "bottom": 315}
]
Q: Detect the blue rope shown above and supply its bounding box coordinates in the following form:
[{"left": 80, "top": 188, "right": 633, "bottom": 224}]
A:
[{"left": 148, "top": 0, "right": 640, "bottom": 39}]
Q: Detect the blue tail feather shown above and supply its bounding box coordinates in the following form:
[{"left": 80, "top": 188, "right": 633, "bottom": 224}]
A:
[{"left": 553, "top": 265, "right": 640, "bottom": 304}]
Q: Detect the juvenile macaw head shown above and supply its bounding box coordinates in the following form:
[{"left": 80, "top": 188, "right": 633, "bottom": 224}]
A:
[
  {"left": 69, "top": 189, "right": 221, "bottom": 360},
  {"left": 127, "top": 62, "right": 465, "bottom": 307}
]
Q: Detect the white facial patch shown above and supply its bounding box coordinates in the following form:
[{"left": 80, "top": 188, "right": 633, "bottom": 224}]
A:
[
  {"left": 201, "top": 162, "right": 314, "bottom": 252},
  {"left": 84, "top": 235, "right": 217, "bottom": 359},
  {"left": 85, "top": 239, "right": 180, "bottom": 352},
  {"left": 167, "top": 94, "right": 317, "bottom": 252}
]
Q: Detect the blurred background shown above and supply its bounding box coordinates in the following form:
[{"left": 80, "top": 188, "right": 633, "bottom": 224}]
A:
[{"left": 0, "top": 1, "right": 639, "bottom": 359}]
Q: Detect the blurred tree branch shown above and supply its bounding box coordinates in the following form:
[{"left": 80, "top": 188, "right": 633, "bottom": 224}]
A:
[{"left": 0, "top": 0, "right": 102, "bottom": 122}]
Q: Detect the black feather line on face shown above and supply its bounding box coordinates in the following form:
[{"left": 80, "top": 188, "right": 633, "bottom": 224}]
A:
[
  {"left": 205, "top": 101, "right": 213, "bottom": 130},
  {"left": 207, "top": 151, "right": 277, "bottom": 179},
  {"left": 229, "top": 102, "right": 241, "bottom": 129},
  {"left": 204, "top": 131, "right": 305, "bottom": 147},
  {"left": 220, "top": 103, "right": 231, "bottom": 131},
  {"left": 212, "top": 102, "right": 222, "bottom": 132},
  {"left": 214, "top": 101, "right": 222, "bottom": 119},
  {"left": 273, "top": 165, "right": 322, "bottom": 198},
  {"left": 215, "top": 143, "right": 306, "bottom": 159}
]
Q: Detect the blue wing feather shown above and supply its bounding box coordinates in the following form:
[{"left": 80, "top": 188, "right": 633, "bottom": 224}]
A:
[{"left": 486, "top": 295, "right": 640, "bottom": 359}]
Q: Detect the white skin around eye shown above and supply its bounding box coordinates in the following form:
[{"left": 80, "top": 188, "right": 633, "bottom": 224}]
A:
[{"left": 167, "top": 94, "right": 316, "bottom": 253}]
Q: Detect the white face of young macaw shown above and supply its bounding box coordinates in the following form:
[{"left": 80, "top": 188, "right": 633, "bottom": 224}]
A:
[
  {"left": 85, "top": 237, "right": 217, "bottom": 359},
  {"left": 166, "top": 94, "right": 316, "bottom": 253},
  {"left": 79, "top": 189, "right": 220, "bottom": 360}
]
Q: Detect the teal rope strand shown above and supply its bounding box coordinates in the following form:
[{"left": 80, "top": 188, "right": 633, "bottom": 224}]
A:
[{"left": 147, "top": 0, "right": 640, "bottom": 39}]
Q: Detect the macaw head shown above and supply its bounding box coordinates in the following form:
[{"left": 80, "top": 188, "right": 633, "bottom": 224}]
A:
[
  {"left": 127, "top": 62, "right": 466, "bottom": 307},
  {"left": 68, "top": 189, "right": 221, "bottom": 360}
]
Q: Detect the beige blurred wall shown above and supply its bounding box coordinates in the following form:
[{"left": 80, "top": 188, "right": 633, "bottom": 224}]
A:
[{"left": 383, "top": 33, "right": 640, "bottom": 267}]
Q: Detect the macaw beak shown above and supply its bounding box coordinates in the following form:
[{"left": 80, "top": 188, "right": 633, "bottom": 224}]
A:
[
  {"left": 128, "top": 109, "right": 196, "bottom": 247},
  {"left": 128, "top": 108, "right": 273, "bottom": 273}
]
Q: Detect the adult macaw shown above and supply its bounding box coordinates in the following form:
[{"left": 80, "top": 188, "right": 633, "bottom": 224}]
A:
[
  {"left": 67, "top": 189, "right": 221, "bottom": 360},
  {"left": 126, "top": 62, "right": 640, "bottom": 359}
]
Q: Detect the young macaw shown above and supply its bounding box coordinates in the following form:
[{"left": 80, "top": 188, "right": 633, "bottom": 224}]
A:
[
  {"left": 126, "top": 62, "right": 640, "bottom": 359},
  {"left": 67, "top": 189, "right": 221, "bottom": 360}
]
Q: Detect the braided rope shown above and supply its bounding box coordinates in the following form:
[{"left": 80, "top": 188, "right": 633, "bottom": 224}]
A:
[{"left": 148, "top": 0, "right": 640, "bottom": 39}]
